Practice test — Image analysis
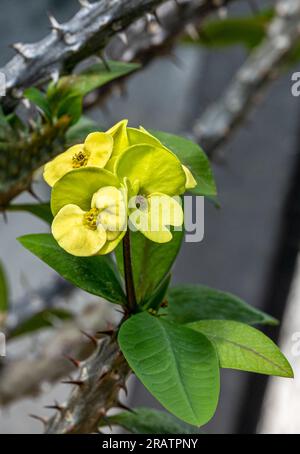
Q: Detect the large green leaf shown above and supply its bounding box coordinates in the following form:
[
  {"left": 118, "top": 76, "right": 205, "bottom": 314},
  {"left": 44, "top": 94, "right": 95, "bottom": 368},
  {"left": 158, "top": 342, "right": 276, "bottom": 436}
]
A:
[
  {"left": 183, "top": 10, "right": 273, "bottom": 50},
  {"left": 7, "top": 203, "right": 53, "bottom": 225},
  {"left": 24, "top": 87, "right": 52, "bottom": 122},
  {"left": 104, "top": 407, "right": 200, "bottom": 434},
  {"left": 189, "top": 320, "right": 293, "bottom": 378},
  {"left": 9, "top": 309, "right": 73, "bottom": 339},
  {"left": 119, "top": 313, "right": 220, "bottom": 426},
  {"left": 51, "top": 61, "right": 140, "bottom": 99},
  {"left": 150, "top": 130, "right": 217, "bottom": 198},
  {"left": 18, "top": 234, "right": 126, "bottom": 305},
  {"left": 0, "top": 261, "right": 8, "bottom": 320},
  {"left": 167, "top": 285, "right": 277, "bottom": 326},
  {"left": 115, "top": 230, "right": 183, "bottom": 303}
]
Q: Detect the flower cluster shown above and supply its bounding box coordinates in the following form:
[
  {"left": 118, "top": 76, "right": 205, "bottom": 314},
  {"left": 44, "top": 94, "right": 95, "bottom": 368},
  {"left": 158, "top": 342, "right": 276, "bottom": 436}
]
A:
[{"left": 44, "top": 120, "right": 197, "bottom": 256}]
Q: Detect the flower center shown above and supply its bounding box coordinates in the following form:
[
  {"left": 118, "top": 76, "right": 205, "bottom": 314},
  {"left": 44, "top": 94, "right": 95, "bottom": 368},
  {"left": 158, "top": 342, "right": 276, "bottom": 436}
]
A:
[
  {"left": 135, "top": 195, "right": 147, "bottom": 211},
  {"left": 72, "top": 150, "right": 90, "bottom": 168},
  {"left": 83, "top": 208, "right": 100, "bottom": 230}
]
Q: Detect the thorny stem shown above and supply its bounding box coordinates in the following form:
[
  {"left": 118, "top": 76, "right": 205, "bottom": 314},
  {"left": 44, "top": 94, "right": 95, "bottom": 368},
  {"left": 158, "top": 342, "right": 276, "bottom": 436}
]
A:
[{"left": 123, "top": 230, "right": 137, "bottom": 314}]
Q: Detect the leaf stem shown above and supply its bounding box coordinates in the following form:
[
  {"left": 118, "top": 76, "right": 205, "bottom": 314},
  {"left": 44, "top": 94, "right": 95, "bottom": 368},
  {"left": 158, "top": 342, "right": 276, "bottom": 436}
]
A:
[{"left": 123, "top": 230, "right": 137, "bottom": 313}]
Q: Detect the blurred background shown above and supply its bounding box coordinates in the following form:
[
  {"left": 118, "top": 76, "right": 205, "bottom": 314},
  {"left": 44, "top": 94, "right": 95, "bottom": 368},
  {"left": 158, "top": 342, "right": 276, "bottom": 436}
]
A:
[{"left": 0, "top": 0, "right": 299, "bottom": 434}]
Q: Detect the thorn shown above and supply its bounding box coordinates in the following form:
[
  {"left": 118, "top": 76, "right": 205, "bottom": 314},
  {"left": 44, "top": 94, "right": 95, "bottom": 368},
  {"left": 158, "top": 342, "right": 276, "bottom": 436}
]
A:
[
  {"left": 29, "top": 414, "right": 48, "bottom": 426},
  {"left": 45, "top": 401, "right": 64, "bottom": 413},
  {"left": 118, "top": 32, "right": 128, "bottom": 46},
  {"left": 111, "top": 370, "right": 121, "bottom": 381},
  {"left": 28, "top": 118, "right": 37, "bottom": 130},
  {"left": 146, "top": 13, "right": 154, "bottom": 24},
  {"left": 64, "top": 354, "right": 81, "bottom": 369},
  {"left": 80, "top": 330, "right": 98, "bottom": 348},
  {"left": 47, "top": 12, "right": 62, "bottom": 32},
  {"left": 21, "top": 98, "right": 31, "bottom": 110},
  {"left": 99, "top": 53, "right": 111, "bottom": 71},
  {"left": 185, "top": 24, "right": 199, "bottom": 41},
  {"left": 117, "top": 401, "right": 136, "bottom": 413},
  {"left": 11, "top": 43, "right": 30, "bottom": 60},
  {"left": 99, "top": 366, "right": 110, "bottom": 381},
  {"left": 79, "top": 0, "right": 92, "bottom": 8},
  {"left": 153, "top": 10, "right": 162, "bottom": 26},
  {"left": 97, "top": 328, "right": 114, "bottom": 337},
  {"left": 50, "top": 69, "right": 60, "bottom": 85},
  {"left": 27, "top": 186, "right": 42, "bottom": 203},
  {"left": 115, "top": 308, "right": 125, "bottom": 316},
  {"left": 117, "top": 383, "right": 128, "bottom": 397},
  {"left": 61, "top": 379, "right": 84, "bottom": 387}
]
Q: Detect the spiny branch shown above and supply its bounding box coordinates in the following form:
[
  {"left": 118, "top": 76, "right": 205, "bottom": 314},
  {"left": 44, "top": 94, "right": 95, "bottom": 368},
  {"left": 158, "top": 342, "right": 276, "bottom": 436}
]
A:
[
  {"left": 1, "top": 0, "right": 169, "bottom": 113},
  {"left": 0, "top": 302, "right": 112, "bottom": 406},
  {"left": 44, "top": 335, "right": 130, "bottom": 434},
  {"left": 0, "top": 0, "right": 235, "bottom": 208}
]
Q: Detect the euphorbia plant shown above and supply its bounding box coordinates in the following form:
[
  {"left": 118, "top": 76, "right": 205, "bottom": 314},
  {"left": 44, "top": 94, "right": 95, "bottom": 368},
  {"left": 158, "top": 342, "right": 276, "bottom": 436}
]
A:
[{"left": 19, "top": 120, "right": 293, "bottom": 433}]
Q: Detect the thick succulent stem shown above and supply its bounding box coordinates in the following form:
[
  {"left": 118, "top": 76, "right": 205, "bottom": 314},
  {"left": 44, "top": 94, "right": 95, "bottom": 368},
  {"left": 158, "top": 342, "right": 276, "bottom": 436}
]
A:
[{"left": 45, "top": 334, "right": 130, "bottom": 434}]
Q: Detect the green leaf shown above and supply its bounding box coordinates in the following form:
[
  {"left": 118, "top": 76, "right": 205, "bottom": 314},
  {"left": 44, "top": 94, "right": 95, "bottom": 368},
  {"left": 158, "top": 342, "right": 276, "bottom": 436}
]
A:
[
  {"left": 104, "top": 407, "right": 201, "bottom": 434},
  {"left": 119, "top": 313, "right": 220, "bottom": 426},
  {"left": 54, "top": 61, "right": 140, "bottom": 98},
  {"left": 24, "top": 87, "right": 52, "bottom": 122},
  {"left": 0, "top": 261, "right": 9, "bottom": 319},
  {"left": 183, "top": 10, "right": 273, "bottom": 50},
  {"left": 167, "top": 285, "right": 278, "bottom": 326},
  {"left": 151, "top": 130, "right": 217, "bottom": 198},
  {"left": 115, "top": 230, "right": 183, "bottom": 303},
  {"left": 7, "top": 203, "right": 53, "bottom": 224},
  {"left": 9, "top": 309, "right": 73, "bottom": 339},
  {"left": 18, "top": 234, "right": 126, "bottom": 305},
  {"left": 189, "top": 320, "right": 293, "bottom": 378},
  {"left": 57, "top": 94, "right": 82, "bottom": 125}
]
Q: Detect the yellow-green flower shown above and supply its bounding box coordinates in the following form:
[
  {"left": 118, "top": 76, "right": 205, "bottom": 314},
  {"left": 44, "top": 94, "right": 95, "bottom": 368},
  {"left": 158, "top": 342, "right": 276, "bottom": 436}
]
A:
[
  {"left": 52, "top": 184, "right": 127, "bottom": 257},
  {"left": 44, "top": 132, "right": 113, "bottom": 187},
  {"left": 104, "top": 123, "right": 197, "bottom": 191},
  {"left": 46, "top": 120, "right": 197, "bottom": 256},
  {"left": 129, "top": 192, "right": 183, "bottom": 243},
  {"left": 114, "top": 143, "right": 185, "bottom": 243}
]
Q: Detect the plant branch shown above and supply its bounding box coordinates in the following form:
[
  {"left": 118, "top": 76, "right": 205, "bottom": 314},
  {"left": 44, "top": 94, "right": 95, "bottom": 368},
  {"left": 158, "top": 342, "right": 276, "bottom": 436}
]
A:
[
  {"left": 1, "top": 0, "right": 170, "bottom": 113},
  {"left": 0, "top": 303, "right": 110, "bottom": 406},
  {"left": 44, "top": 334, "right": 130, "bottom": 434}
]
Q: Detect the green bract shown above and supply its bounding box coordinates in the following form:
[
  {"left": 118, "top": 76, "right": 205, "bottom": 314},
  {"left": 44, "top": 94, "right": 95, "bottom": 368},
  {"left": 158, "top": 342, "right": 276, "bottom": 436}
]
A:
[{"left": 115, "top": 144, "right": 186, "bottom": 196}]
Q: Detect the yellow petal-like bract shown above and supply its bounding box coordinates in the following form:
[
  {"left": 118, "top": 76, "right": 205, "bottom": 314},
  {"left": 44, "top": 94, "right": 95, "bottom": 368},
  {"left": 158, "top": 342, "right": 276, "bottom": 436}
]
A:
[
  {"left": 44, "top": 132, "right": 113, "bottom": 187},
  {"left": 45, "top": 119, "right": 194, "bottom": 256}
]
